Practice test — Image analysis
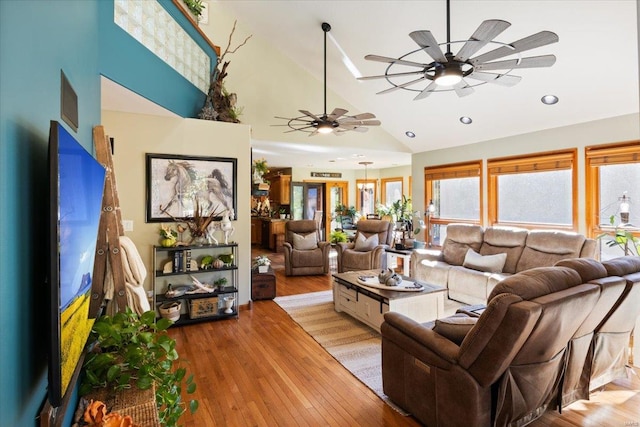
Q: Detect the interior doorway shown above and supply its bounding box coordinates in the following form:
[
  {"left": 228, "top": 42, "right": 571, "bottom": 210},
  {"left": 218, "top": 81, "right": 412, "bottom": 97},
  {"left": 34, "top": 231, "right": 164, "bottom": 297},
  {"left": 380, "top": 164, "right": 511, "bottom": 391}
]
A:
[{"left": 291, "top": 182, "right": 326, "bottom": 239}]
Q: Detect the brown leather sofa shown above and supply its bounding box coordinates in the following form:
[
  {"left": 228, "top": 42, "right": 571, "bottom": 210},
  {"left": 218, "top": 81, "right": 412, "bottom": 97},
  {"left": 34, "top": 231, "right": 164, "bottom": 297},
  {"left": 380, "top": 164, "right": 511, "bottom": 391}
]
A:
[
  {"left": 381, "top": 266, "right": 602, "bottom": 427},
  {"left": 593, "top": 256, "right": 640, "bottom": 390},
  {"left": 336, "top": 219, "right": 394, "bottom": 273},
  {"left": 282, "top": 219, "right": 330, "bottom": 276},
  {"left": 411, "top": 224, "right": 597, "bottom": 305}
]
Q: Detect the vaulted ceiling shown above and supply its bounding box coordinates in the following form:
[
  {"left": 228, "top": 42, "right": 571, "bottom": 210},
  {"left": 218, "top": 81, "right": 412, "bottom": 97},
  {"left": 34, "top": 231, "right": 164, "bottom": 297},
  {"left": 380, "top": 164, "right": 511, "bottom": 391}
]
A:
[{"left": 103, "top": 1, "right": 640, "bottom": 170}]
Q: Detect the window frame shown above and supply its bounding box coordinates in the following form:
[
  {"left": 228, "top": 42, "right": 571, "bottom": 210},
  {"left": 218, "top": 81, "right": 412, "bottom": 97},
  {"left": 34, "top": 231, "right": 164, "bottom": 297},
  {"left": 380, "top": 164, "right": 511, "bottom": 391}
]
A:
[
  {"left": 487, "top": 149, "right": 578, "bottom": 230},
  {"left": 424, "top": 160, "right": 483, "bottom": 246},
  {"left": 380, "top": 177, "right": 404, "bottom": 206},
  {"left": 585, "top": 140, "right": 640, "bottom": 240}
]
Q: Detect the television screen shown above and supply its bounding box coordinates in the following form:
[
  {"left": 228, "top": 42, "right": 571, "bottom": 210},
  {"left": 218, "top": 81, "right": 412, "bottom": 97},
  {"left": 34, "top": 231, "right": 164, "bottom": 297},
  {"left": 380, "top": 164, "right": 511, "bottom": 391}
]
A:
[{"left": 48, "top": 121, "right": 106, "bottom": 407}]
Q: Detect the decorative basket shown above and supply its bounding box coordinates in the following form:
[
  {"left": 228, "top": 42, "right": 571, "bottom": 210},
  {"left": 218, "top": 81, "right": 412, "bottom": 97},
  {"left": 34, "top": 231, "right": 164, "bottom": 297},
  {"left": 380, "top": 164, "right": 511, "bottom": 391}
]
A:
[
  {"left": 158, "top": 301, "right": 181, "bottom": 322},
  {"left": 189, "top": 297, "right": 218, "bottom": 319}
]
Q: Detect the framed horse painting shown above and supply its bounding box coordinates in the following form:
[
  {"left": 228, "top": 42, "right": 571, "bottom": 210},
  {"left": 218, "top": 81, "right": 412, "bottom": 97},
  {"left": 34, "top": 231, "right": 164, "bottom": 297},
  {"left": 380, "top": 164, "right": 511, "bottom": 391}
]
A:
[{"left": 145, "top": 153, "right": 237, "bottom": 222}]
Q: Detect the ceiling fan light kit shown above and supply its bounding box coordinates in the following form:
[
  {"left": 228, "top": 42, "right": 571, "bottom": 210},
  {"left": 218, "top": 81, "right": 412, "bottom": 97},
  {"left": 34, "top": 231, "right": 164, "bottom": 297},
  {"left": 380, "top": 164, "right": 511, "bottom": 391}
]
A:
[
  {"left": 359, "top": 0, "right": 558, "bottom": 99},
  {"left": 274, "top": 22, "right": 381, "bottom": 135}
]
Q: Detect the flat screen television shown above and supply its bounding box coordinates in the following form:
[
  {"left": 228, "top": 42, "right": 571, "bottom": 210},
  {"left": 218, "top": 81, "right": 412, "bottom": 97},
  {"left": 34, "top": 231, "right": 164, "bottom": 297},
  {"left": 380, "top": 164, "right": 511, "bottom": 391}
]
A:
[{"left": 47, "top": 120, "right": 106, "bottom": 407}]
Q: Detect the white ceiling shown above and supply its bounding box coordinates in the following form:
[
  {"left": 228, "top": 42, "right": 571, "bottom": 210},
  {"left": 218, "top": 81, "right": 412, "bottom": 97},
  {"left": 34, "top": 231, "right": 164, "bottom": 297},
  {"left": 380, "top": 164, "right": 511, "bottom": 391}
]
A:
[{"left": 102, "top": 1, "right": 640, "bottom": 171}]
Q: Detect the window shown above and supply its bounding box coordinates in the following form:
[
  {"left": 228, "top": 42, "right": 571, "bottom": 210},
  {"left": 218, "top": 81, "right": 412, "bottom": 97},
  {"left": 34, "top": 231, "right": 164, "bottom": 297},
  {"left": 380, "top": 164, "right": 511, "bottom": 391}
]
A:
[
  {"left": 487, "top": 149, "right": 577, "bottom": 229},
  {"left": 381, "top": 177, "right": 403, "bottom": 206},
  {"left": 424, "top": 161, "right": 482, "bottom": 246},
  {"left": 586, "top": 141, "right": 640, "bottom": 259}
]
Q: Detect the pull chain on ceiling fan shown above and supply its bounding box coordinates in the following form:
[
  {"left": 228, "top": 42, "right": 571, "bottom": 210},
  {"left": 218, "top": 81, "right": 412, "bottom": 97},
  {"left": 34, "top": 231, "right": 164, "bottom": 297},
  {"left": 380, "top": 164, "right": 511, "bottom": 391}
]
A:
[
  {"left": 274, "top": 22, "right": 381, "bottom": 135},
  {"left": 358, "top": 0, "right": 558, "bottom": 99}
]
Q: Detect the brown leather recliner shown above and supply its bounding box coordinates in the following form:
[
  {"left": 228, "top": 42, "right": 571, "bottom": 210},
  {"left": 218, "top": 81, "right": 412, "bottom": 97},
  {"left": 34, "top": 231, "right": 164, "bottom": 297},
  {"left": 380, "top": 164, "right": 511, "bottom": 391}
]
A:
[
  {"left": 594, "top": 256, "right": 640, "bottom": 390},
  {"left": 282, "top": 220, "right": 330, "bottom": 276},
  {"left": 381, "top": 267, "right": 601, "bottom": 427},
  {"left": 553, "top": 258, "right": 627, "bottom": 408},
  {"left": 336, "top": 220, "right": 393, "bottom": 273}
]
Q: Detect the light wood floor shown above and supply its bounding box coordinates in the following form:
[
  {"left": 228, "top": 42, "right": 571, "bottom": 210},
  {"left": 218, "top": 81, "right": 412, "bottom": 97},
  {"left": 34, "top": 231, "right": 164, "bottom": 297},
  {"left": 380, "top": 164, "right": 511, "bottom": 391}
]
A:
[{"left": 169, "top": 247, "right": 640, "bottom": 426}]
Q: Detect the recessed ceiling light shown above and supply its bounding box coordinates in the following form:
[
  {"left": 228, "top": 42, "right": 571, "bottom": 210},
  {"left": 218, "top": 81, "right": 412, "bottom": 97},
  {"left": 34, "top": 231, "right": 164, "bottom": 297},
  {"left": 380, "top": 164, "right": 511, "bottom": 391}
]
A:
[
  {"left": 460, "top": 116, "right": 472, "bottom": 124},
  {"left": 541, "top": 94, "right": 559, "bottom": 105},
  {"left": 329, "top": 160, "right": 336, "bottom": 163},
  {"left": 405, "top": 131, "right": 416, "bottom": 138},
  {"left": 352, "top": 154, "right": 365, "bottom": 158}
]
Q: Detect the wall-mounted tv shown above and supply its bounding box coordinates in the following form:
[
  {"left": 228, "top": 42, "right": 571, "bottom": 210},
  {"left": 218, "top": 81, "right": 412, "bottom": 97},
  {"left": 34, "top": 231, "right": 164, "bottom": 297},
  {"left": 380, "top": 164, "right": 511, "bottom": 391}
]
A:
[{"left": 47, "top": 121, "right": 106, "bottom": 407}]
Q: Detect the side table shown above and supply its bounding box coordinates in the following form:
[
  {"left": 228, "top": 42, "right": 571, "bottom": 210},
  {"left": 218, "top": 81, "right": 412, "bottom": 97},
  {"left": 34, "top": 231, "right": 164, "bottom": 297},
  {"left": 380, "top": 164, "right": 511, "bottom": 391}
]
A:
[
  {"left": 385, "top": 248, "right": 414, "bottom": 276},
  {"left": 252, "top": 267, "right": 276, "bottom": 300}
]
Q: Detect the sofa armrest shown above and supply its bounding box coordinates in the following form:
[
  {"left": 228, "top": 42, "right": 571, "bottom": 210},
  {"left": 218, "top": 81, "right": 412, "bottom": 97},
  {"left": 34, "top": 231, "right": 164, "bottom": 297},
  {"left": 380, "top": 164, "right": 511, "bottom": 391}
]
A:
[
  {"left": 336, "top": 241, "right": 354, "bottom": 255},
  {"left": 433, "top": 314, "right": 479, "bottom": 345},
  {"left": 382, "top": 312, "right": 460, "bottom": 364},
  {"left": 455, "top": 304, "right": 487, "bottom": 318}
]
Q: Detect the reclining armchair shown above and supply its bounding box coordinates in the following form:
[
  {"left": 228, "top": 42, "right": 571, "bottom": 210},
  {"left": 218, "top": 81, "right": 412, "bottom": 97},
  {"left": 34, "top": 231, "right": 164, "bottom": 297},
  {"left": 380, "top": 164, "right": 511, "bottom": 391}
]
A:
[
  {"left": 336, "top": 219, "right": 393, "bottom": 273},
  {"left": 283, "top": 219, "right": 330, "bottom": 276},
  {"left": 381, "top": 266, "right": 601, "bottom": 427}
]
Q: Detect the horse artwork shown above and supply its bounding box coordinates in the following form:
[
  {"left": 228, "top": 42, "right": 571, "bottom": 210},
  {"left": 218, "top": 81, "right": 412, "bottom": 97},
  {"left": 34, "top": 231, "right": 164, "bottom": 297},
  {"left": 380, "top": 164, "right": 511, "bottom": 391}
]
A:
[
  {"left": 146, "top": 154, "right": 237, "bottom": 223},
  {"left": 159, "top": 160, "right": 197, "bottom": 215}
]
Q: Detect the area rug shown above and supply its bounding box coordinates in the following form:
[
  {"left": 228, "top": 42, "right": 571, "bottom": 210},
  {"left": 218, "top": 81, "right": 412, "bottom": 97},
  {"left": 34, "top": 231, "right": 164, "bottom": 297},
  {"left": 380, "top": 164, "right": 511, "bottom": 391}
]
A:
[{"left": 273, "top": 290, "right": 409, "bottom": 415}]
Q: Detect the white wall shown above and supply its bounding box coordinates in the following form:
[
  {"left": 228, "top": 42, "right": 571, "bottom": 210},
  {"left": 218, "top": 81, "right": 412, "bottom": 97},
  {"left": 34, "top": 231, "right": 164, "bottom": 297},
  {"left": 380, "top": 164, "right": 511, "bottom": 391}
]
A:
[
  {"left": 102, "top": 111, "right": 253, "bottom": 305},
  {"left": 411, "top": 113, "right": 640, "bottom": 234}
]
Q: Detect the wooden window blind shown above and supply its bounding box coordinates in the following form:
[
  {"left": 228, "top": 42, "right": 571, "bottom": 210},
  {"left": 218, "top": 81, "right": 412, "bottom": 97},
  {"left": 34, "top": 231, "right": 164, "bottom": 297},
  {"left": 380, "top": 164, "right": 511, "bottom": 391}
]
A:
[{"left": 488, "top": 150, "right": 575, "bottom": 175}]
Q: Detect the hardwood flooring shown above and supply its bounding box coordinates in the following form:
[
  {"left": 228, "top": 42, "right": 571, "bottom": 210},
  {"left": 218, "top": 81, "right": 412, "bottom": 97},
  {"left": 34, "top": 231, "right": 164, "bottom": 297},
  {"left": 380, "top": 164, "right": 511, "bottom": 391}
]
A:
[{"left": 169, "top": 246, "right": 640, "bottom": 426}]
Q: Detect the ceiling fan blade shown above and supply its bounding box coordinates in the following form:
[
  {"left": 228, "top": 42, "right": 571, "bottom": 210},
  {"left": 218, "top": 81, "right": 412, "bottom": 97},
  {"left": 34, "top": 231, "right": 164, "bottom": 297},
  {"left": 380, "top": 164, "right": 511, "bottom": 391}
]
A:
[
  {"left": 351, "top": 127, "right": 369, "bottom": 133},
  {"left": 474, "top": 54, "right": 556, "bottom": 71},
  {"left": 339, "top": 118, "right": 381, "bottom": 126},
  {"left": 413, "top": 81, "right": 438, "bottom": 100},
  {"left": 327, "top": 108, "right": 348, "bottom": 120},
  {"left": 284, "top": 125, "right": 315, "bottom": 133},
  {"left": 470, "top": 31, "right": 559, "bottom": 65},
  {"left": 299, "top": 110, "right": 320, "bottom": 121},
  {"left": 453, "top": 81, "right": 475, "bottom": 97},
  {"left": 409, "top": 30, "right": 447, "bottom": 63},
  {"left": 377, "top": 76, "right": 427, "bottom": 95},
  {"left": 364, "top": 54, "right": 429, "bottom": 69},
  {"left": 349, "top": 112, "right": 376, "bottom": 121},
  {"left": 467, "top": 71, "right": 522, "bottom": 87},
  {"left": 358, "top": 70, "right": 425, "bottom": 81},
  {"left": 454, "top": 20, "right": 511, "bottom": 62}
]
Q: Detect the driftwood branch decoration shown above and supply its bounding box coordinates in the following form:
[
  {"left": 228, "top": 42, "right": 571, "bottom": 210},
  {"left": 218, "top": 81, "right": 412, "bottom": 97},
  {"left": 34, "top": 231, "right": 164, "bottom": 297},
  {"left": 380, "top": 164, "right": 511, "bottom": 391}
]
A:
[{"left": 199, "top": 20, "right": 252, "bottom": 123}]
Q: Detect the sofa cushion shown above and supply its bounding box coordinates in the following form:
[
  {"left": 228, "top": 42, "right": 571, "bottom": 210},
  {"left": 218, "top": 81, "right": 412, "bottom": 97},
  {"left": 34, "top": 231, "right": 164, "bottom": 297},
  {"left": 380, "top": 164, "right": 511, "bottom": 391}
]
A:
[
  {"left": 480, "top": 227, "right": 528, "bottom": 274},
  {"left": 291, "top": 247, "right": 324, "bottom": 267},
  {"left": 433, "top": 314, "right": 478, "bottom": 345},
  {"left": 354, "top": 232, "right": 379, "bottom": 251},
  {"left": 516, "top": 231, "right": 587, "bottom": 272},
  {"left": 414, "top": 259, "right": 452, "bottom": 288},
  {"left": 463, "top": 249, "right": 508, "bottom": 273},
  {"left": 448, "top": 267, "right": 491, "bottom": 305},
  {"left": 442, "top": 224, "right": 484, "bottom": 266},
  {"left": 292, "top": 232, "right": 317, "bottom": 250}
]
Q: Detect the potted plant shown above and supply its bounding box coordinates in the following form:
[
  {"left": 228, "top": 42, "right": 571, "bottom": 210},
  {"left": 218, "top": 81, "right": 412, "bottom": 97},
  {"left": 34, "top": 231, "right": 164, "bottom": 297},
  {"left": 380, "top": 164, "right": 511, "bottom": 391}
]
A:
[
  {"left": 330, "top": 230, "right": 348, "bottom": 244},
  {"left": 597, "top": 215, "right": 640, "bottom": 256},
  {"left": 279, "top": 207, "right": 287, "bottom": 219},
  {"left": 182, "top": 0, "right": 204, "bottom": 21},
  {"left": 80, "top": 309, "right": 198, "bottom": 427},
  {"left": 253, "top": 255, "right": 271, "bottom": 273},
  {"left": 253, "top": 158, "right": 269, "bottom": 184}
]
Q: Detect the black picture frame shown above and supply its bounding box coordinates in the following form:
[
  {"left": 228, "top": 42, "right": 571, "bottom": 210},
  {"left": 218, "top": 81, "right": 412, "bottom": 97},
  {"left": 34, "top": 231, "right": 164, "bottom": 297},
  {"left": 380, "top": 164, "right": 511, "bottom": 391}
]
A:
[{"left": 146, "top": 153, "right": 237, "bottom": 222}]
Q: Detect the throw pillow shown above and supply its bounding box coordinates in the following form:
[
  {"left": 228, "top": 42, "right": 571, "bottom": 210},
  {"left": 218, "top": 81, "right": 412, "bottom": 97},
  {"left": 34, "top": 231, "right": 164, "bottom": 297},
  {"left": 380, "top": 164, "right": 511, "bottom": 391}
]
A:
[
  {"left": 354, "top": 233, "right": 379, "bottom": 252},
  {"left": 463, "top": 248, "right": 507, "bottom": 273},
  {"left": 292, "top": 232, "right": 318, "bottom": 250},
  {"left": 433, "top": 315, "right": 478, "bottom": 345}
]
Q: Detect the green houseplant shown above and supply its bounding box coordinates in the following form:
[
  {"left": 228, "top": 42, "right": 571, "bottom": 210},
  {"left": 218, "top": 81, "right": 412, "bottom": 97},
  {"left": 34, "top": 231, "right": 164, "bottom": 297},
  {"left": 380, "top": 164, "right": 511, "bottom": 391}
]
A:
[
  {"left": 330, "top": 230, "right": 348, "bottom": 244},
  {"left": 80, "top": 309, "right": 198, "bottom": 427},
  {"left": 597, "top": 215, "right": 640, "bottom": 256}
]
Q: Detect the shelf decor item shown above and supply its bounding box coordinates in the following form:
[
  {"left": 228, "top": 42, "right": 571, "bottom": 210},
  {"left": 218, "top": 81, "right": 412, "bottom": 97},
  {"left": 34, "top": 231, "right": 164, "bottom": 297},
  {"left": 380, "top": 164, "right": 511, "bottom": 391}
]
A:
[
  {"left": 160, "top": 224, "right": 178, "bottom": 247},
  {"left": 159, "top": 301, "right": 182, "bottom": 322},
  {"left": 253, "top": 255, "right": 271, "bottom": 273}
]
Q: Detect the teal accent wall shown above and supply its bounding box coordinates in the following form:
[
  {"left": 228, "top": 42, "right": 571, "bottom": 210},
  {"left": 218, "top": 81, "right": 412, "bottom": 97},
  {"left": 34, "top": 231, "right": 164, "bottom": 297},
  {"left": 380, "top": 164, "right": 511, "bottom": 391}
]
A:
[
  {"left": 0, "top": 1, "right": 100, "bottom": 426},
  {"left": 98, "top": 0, "right": 215, "bottom": 118},
  {"left": 0, "top": 1, "right": 215, "bottom": 425}
]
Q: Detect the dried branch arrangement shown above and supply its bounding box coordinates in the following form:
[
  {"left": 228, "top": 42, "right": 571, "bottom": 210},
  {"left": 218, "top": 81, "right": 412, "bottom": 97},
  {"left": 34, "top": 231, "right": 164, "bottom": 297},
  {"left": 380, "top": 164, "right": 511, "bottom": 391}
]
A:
[{"left": 199, "top": 20, "right": 252, "bottom": 123}]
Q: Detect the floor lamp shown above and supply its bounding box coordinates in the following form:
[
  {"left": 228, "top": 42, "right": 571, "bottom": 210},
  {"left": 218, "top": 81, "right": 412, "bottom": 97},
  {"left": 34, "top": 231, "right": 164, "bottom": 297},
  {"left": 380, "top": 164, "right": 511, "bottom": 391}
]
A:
[{"left": 426, "top": 199, "right": 435, "bottom": 247}]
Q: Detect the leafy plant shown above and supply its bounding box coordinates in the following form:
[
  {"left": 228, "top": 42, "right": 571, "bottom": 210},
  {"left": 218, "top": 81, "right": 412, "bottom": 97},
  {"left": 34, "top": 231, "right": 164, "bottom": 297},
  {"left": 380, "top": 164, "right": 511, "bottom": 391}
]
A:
[
  {"left": 597, "top": 215, "right": 640, "bottom": 256},
  {"left": 330, "top": 230, "right": 348, "bottom": 244},
  {"left": 81, "top": 309, "right": 198, "bottom": 427},
  {"left": 183, "top": 0, "right": 204, "bottom": 18}
]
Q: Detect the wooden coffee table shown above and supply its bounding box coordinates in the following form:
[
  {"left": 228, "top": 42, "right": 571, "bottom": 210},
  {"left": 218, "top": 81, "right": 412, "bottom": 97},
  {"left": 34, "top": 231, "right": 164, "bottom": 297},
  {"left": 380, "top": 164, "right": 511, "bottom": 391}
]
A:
[{"left": 333, "top": 270, "right": 446, "bottom": 332}]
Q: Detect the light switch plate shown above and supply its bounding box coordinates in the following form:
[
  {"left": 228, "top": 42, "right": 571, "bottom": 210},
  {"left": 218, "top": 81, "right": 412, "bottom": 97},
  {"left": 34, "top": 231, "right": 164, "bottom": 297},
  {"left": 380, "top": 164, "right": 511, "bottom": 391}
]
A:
[{"left": 122, "top": 220, "right": 133, "bottom": 231}]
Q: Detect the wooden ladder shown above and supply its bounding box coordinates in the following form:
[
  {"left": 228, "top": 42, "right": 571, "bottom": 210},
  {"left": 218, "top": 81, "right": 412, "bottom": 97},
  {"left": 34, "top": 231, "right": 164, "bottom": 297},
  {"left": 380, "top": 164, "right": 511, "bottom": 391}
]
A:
[{"left": 89, "top": 125, "right": 128, "bottom": 316}]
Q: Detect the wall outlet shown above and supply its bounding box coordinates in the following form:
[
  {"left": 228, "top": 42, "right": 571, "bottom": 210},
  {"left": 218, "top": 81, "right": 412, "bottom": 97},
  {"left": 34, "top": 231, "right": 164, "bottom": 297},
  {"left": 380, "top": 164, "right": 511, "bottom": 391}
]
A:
[{"left": 122, "top": 220, "right": 134, "bottom": 231}]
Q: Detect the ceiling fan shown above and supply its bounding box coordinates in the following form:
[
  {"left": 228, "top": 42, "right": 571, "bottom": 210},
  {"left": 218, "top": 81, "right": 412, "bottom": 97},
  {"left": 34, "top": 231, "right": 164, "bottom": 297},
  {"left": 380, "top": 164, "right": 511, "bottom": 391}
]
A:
[
  {"left": 358, "top": 0, "right": 558, "bottom": 99},
  {"left": 274, "top": 22, "right": 381, "bottom": 135}
]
